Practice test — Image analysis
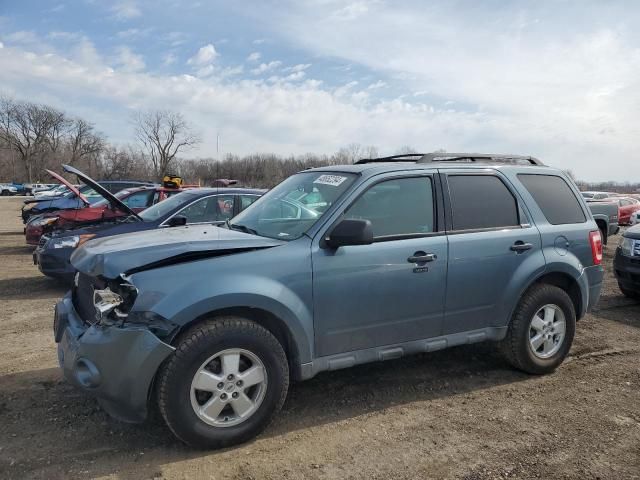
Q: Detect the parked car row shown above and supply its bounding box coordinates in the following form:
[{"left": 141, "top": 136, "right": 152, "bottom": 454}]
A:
[{"left": 20, "top": 165, "right": 263, "bottom": 282}]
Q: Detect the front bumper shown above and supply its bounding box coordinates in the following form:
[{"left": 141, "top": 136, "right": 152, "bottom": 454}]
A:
[
  {"left": 54, "top": 294, "right": 175, "bottom": 422},
  {"left": 614, "top": 250, "right": 640, "bottom": 293},
  {"left": 34, "top": 245, "right": 76, "bottom": 280}
]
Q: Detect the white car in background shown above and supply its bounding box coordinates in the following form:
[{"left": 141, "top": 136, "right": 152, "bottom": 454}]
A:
[
  {"left": 581, "top": 191, "right": 615, "bottom": 200},
  {"left": 630, "top": 210, "right": 640, "bottom": 225},
  {"left": 33, "top": 184, "right": 69, "bottom": 199},
  {"left": 0, "top": 184, "right": 18, "bottom": 196}
]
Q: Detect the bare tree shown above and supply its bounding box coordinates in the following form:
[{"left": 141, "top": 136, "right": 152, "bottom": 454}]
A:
[
  {"left": 133, "top": 110, "right": 200, "bottom": 178},
  {"left": 67, "top": 118, "right": 105, "bottom": 165},
  {"left": 0, "top": 100, "right": 68, "bottom": 182},
  {"left": 333, "top": 143, "right": 378, "bottom": 164},
  {"left": 395, "top": 145, "right": 418, "bottom": 154}
]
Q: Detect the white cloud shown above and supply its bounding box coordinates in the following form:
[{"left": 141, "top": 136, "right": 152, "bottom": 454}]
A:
[
  {"left": 163, "top": 52, "right": 177, "bottom": 66},
  {"left": 286, "top": 63, "right": 311, "bottom": 73},
  {"left": 247, "top": 52, "right": 261, "bottom": 62},
  {"left": 47, "top": 31, "right": 85, "bottom": 42},
  {"left": 286, "top": 71, "right": 306, "bottom": 81},
  {"left": 187, "top": 44, "right": 219, "bottom": 66},
  {"left": 0, "top": 42, "right": 486, "bottom": 163},
  {"left": 252, "top": 38, "right": 267, "bottom": 45},
  {"left": 368, "top": 80, "right": 386, "bottom": 89},
  {"left": 116, "top": 28, "right": 151, "bottom": 39},
  {"left": 331, "top": 1, "right": 378, "bottom": 21},
  {"left": 251, "top": 60, "right": 282, "bottom": 75},
  {"left": 195, "top": 64, "right": 214, "bottom": 77},
  {"left": 115, "top": 46, "right": 145, "bottom": 72},
  {"left": 259, "top": 0, "right": 640, "bottom": 180},
  {"left": 166, "top": 31, "right": 188, "bottom": 47},
  {"left": 111, "top": 1, "right": 141, "bottom": 20},
  {"left": 4, "top": 31, "right": 39, "bottom": 44}
]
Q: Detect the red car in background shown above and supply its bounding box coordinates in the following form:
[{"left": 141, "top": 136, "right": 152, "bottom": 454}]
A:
[
  {"left": 25, "top": 185, "right": 186, "bottom": 245},
  {"left": 612, "top": 197, "right": 640, "bottom": 225}
]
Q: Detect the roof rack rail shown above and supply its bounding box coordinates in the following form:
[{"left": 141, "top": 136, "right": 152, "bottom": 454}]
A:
[
  {"left": 356, "top": 152, "right": 545, "bottom": 166},
  {"left": 355, "top": 154, "right": 425, "bottom": 164}
]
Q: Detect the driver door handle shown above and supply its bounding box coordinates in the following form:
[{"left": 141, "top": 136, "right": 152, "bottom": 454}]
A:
[{"left": 408, "top": 252, "right": 437, "bottom": 263}]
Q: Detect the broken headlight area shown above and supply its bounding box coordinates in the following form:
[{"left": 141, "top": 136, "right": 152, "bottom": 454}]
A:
[{"left": 89, "top": 275, "right": 139, "bottom": 326}]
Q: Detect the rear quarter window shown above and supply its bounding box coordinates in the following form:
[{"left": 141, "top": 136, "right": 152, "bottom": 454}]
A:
[
  {"left": 517, "top": 174, "right": 586, "bottom": 225},
  {"left": 447, "top": 174, "right": 520, "bottom": 230}
]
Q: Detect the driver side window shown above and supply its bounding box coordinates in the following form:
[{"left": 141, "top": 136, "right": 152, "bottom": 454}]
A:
[{"left": 345, "top": 177, "right": 435, "bottom": 238}]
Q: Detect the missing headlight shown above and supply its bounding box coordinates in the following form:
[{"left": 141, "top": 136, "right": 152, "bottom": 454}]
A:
[{"left": 93, "top": 288, "right": 124, "bottom": 322}]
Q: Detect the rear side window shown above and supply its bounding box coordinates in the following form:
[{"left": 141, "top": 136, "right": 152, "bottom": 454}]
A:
[
  {"left": 518, "top": 174, "right": 586, "bottom": 225},
  {"left": 448, "top": 175, "right": 519, "bottom": 230}
]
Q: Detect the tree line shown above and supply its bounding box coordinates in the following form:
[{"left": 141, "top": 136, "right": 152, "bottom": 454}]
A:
[
  {"left": 5, "top": 95, "right": 635, "bottom": 192},
  {"left": 0, "top": 96, "right": 385, "bottom": 188}
]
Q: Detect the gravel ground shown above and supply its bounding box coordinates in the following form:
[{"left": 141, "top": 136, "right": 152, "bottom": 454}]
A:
[{"left": 0, "top": 196, "right": 638, "bottom": 480}]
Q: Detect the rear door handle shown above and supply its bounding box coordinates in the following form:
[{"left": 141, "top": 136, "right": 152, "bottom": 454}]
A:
[
  {"left": 408, "top": 252, "right": 437, "bottom": 263},
  {"left": 510, "top": 241, "right": 533, "bottom": 253}
]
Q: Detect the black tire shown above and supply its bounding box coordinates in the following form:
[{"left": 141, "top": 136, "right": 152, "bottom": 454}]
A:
[
  {"left": 1, "top": 190, "right": 8, "bottom": 196},
  {"left": 500, "top": 284, "right": 576, "bottom": 375},
  {"left": 619, "top": 284, "right": 640, "bottom": 301},
  {"left": 157, "top": 316, "right": 289, "bottom": 449}
]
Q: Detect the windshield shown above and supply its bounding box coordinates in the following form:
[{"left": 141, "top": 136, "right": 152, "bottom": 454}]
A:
[
  {"left": 229, "top": 171, "right": 356, "bottom": 240},
  {"left": 92, "top": 189, "right": 132, "bottom": 207},
  {"left": 139, "top": 190, "right": 197, "bottom": 221}
]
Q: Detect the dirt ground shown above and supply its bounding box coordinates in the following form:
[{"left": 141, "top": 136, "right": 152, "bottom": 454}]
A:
[{"left": 0, "top": 196, "right": 638, "bottom": 480}]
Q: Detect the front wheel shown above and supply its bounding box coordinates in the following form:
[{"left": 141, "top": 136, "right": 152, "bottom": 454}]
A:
[
  {"left": 157, "top": 317, "right": 289, "bottom": 449},
  {"left": 500, "top": 284, "right": 576, "bottom": 374}
]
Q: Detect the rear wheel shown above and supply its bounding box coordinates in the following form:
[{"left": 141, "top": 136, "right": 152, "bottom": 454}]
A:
[
  {"left": 500, "top": 284, "right": 576, "bottom": 374},
  {"left": 157, "top": 317, "right": 289, "bottom": 449}
]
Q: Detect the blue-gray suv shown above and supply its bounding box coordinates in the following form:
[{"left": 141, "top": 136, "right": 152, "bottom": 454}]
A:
[{"left": 53, "top": 153, "right": 605, "bottom": 448}]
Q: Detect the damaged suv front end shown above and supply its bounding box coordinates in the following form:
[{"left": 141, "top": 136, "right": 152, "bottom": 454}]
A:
[
  {"left": 54, "top": 271, "right": 177, "bottom": 422},
  {"left": 53, "top": 223, "right": 292, "bottom": 422}
]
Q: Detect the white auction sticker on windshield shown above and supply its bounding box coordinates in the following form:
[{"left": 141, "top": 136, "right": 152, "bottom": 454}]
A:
[{"left": 313, "top": 174, "right": 348, "bottom": 187}]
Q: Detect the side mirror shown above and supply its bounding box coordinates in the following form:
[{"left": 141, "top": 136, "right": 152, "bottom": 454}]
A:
[
  {"left": 167, "top": 215, "right": 187, "bottom": 227},
  {"left": 325, "top": 218, "right": 373, "bottom": 248}
]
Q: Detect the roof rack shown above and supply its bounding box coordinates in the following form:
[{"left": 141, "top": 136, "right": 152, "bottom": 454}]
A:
[{"left": 355, "top": 152, "right": 545, "bottom": 166}]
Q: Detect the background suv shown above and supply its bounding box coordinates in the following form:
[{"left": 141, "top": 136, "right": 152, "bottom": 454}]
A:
[{"left": 54, "top": 153, "right": 604, "bottom": 449}]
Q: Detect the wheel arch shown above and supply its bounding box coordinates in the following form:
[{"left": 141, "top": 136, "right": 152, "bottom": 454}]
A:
[
  {"left": 517, "top": 270, "right": 584, "bottom": 322},
  {"left": 170, "top": 306, "right": 305, "bottom": 381}
]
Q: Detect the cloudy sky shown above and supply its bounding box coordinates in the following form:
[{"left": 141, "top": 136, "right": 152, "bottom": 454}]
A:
[{"left": 1, "top": 0, "right": 639, "bottom": 181}]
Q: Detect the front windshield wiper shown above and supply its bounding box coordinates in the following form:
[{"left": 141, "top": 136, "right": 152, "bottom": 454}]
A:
[{"left": 226, "top": 220, "right": 259, "bottom": 236}]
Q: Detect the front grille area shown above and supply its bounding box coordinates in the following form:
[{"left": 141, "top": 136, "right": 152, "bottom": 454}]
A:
[
  {"left": 72, "top": 273, "right": 106, "bottom": 325},
  {"left": 38, "top": 235, "right": 49, "bottom": 249},
  {"left": 633, "top": 240, "right": 640, "bottom": 257}
]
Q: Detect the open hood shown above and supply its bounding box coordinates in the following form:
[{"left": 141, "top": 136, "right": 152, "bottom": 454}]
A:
[
  {"left": 45, "top": 169, "right": 89, "bottom": 205},
  {"left": 70, "top": 224, "right": 285, "bottom": 278},
  {"left": 62, "top": 164, "right": 142, "bottom": 220}
]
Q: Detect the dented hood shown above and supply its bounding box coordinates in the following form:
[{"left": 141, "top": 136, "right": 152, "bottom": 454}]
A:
[{"left": 70, "top": 224, "right": 285, "bottom": 278}]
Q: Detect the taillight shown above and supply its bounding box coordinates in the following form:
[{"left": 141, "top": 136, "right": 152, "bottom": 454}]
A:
[{"left": 589, "top": 230, "right": 603, "bottom": 265}]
